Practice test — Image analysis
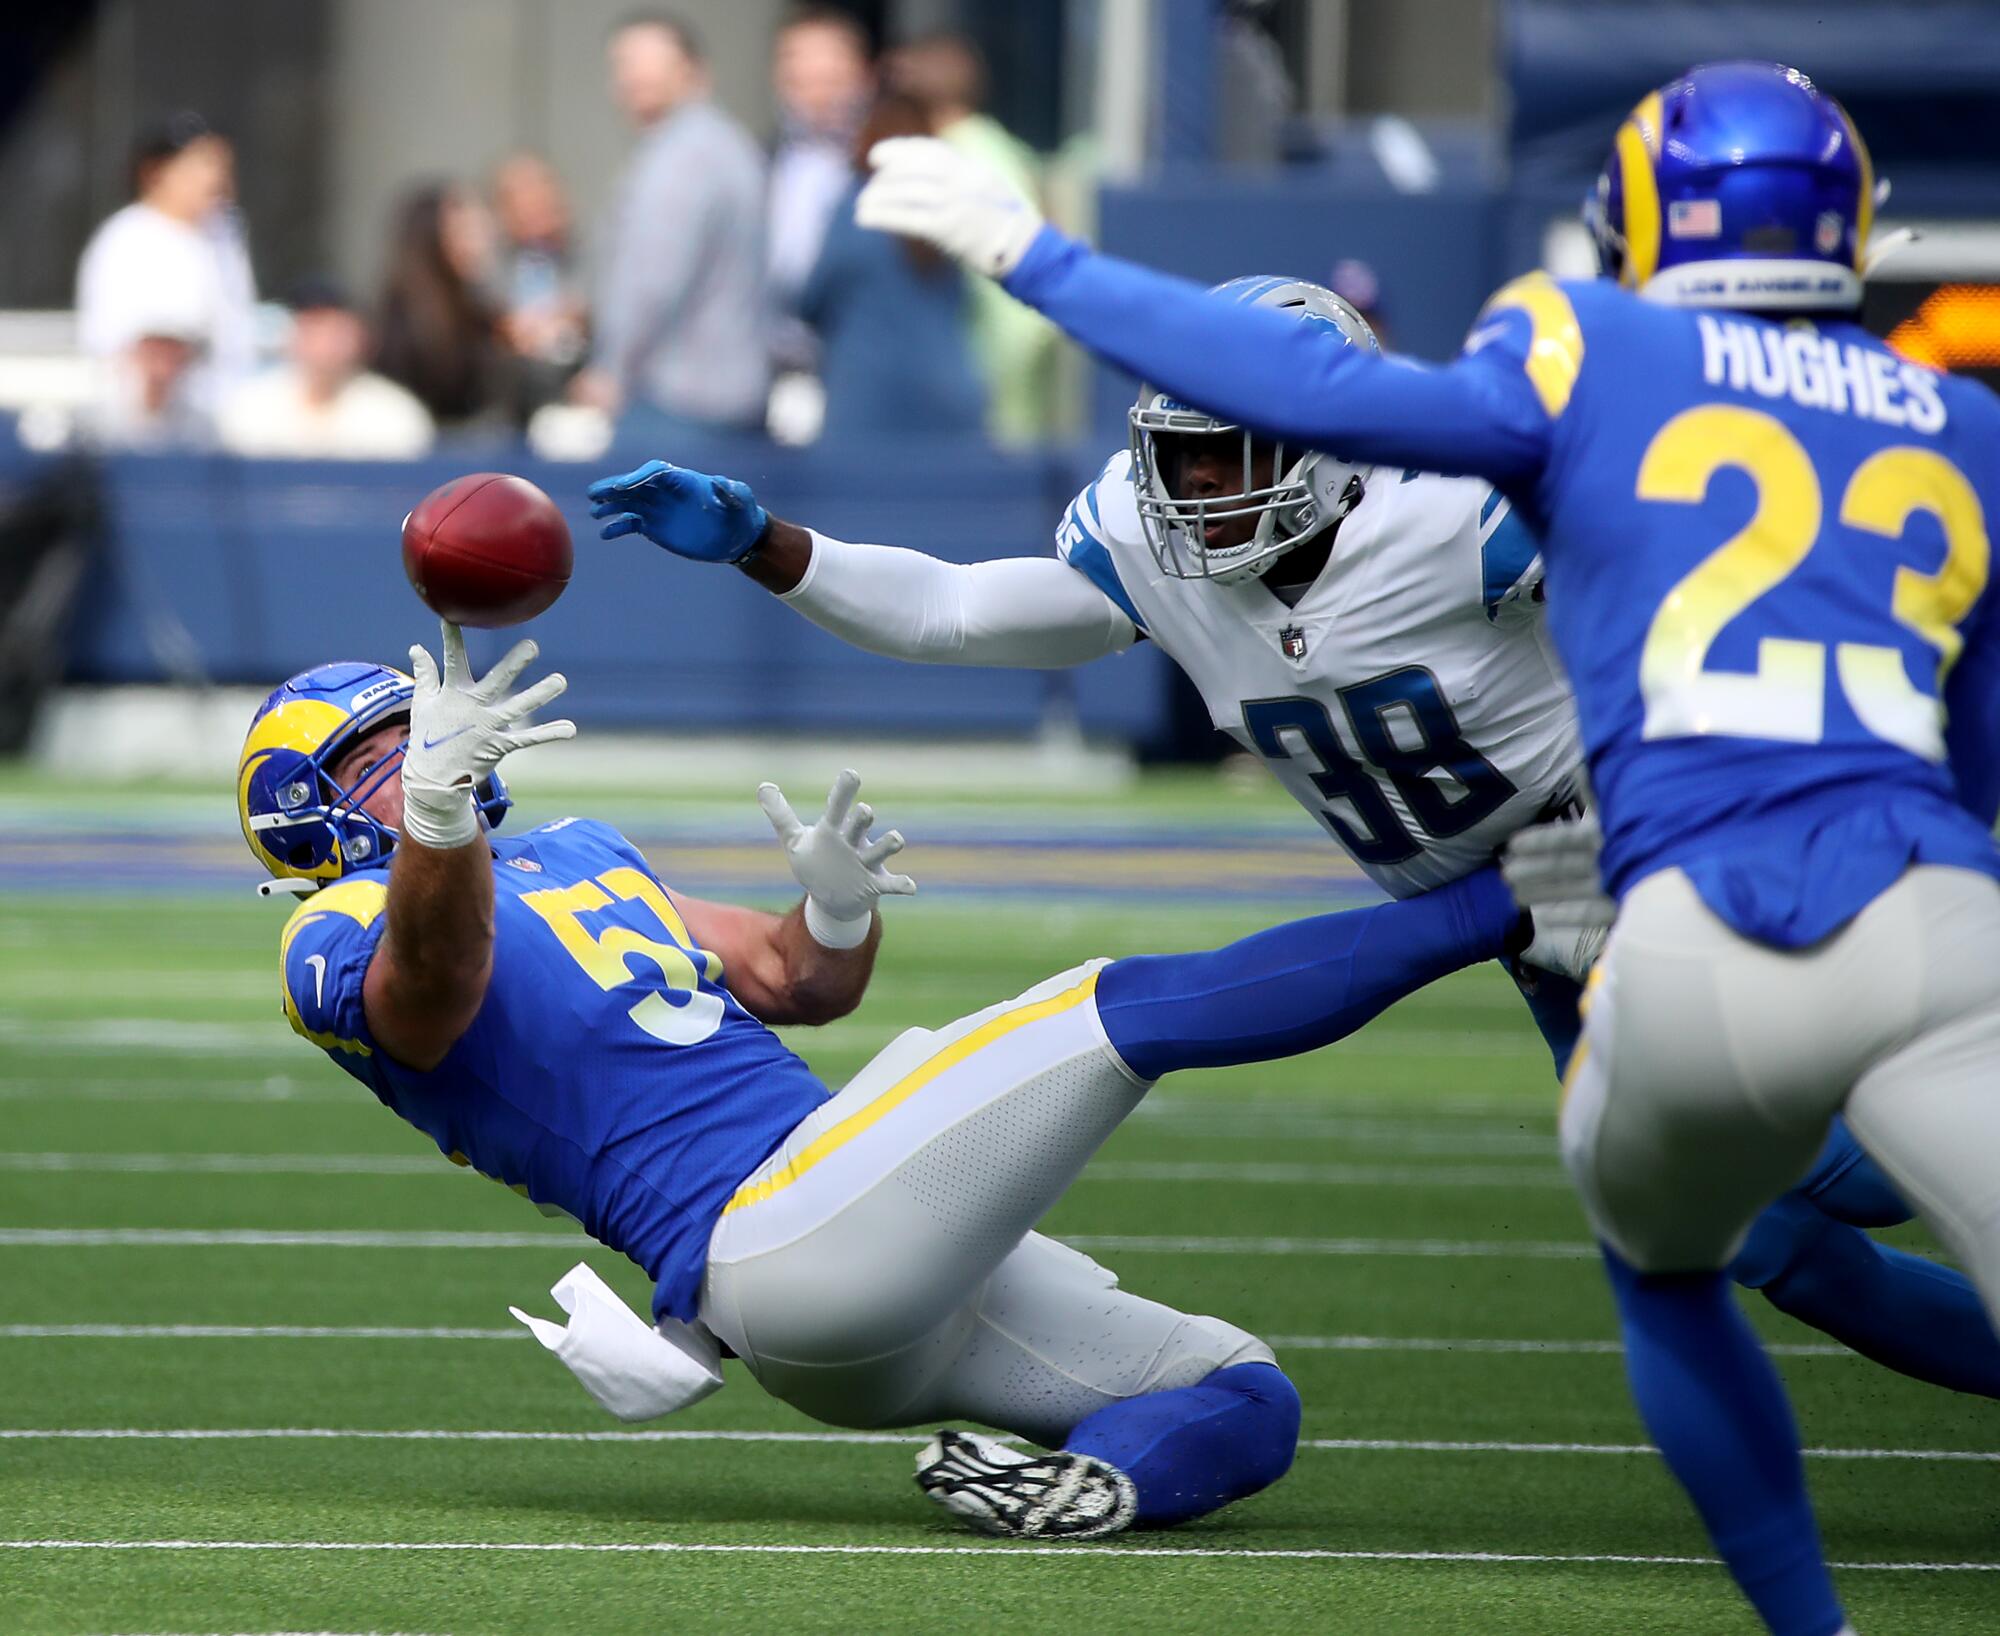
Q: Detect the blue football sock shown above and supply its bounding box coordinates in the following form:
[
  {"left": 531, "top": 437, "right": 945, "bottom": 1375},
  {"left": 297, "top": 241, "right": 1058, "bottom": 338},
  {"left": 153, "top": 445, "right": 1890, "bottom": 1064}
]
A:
[
  {"left": 1602, "top": 1250, "right": 1844, "bottom": 1636},
  {"left": 1794, "top": 1119, "right": 1911, "bottom": 1229},
  {"left": 1063, "top": 1362, "right": 1302, "bottom": 1527},
  {"left": 1733, "top": 1195, "right": 2000, "bottom": 1400},
  {"left": 1095, "top": 866, "right": 1517, "bottom": 1080}
]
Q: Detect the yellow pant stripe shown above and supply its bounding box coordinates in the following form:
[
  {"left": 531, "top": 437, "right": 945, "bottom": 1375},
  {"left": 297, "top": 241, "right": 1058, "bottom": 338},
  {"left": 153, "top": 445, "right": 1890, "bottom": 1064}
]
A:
[{"left": 722, "top": 969, "right": 1101, "bottom": 1216}]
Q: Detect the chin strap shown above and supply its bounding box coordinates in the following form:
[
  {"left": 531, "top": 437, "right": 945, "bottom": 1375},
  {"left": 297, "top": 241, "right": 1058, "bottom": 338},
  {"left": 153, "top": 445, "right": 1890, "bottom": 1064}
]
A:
[{"left": 255, "top": 877, "right": 323, "bottom": 901}]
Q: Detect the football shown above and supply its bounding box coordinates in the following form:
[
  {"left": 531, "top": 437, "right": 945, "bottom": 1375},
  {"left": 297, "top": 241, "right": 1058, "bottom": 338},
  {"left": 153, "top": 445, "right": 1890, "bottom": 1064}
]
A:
[{"left": 401, "top": 472, "right": 573, "bottom": 627}]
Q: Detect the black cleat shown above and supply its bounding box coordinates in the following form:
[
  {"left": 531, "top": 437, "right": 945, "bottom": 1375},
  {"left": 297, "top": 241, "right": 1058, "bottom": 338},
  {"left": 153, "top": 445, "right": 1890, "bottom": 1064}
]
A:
[{"left": 915, "top": 1428, "right": 1138, "bottom": 1540}]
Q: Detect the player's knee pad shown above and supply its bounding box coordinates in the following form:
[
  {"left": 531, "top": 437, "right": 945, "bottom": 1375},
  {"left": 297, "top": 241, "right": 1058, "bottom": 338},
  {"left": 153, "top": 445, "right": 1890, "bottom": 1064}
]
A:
[{"left": 1206, "top": 1361, "right": 1303, "bottom": 1490}]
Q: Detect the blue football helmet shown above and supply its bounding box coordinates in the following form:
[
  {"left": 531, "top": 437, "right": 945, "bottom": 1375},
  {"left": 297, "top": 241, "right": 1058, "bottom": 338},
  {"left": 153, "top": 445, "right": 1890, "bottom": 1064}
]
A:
[
  {"left": 238, "top": 660, "right": 510, "bottom": 886},
  {"left": 1130, "top": 275, "right": 1379, "bottom": 584},
  {"left": 1586, "top": 61, "right": 1877, "bottom": 312}
]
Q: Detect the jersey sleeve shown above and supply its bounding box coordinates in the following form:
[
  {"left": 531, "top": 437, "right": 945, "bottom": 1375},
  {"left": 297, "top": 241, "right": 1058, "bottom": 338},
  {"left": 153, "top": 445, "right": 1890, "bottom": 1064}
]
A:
[
  {"left": 1053, "top": 453, "right": 1148, "bottom": 635},
  {"left": 279, "top": 875, "right": 390, "bottom": 1061},
  {"left": 1000, "top": 229, "right": 1558, "bottom": 486},
  {"left": 1477, "top": 488, "right": 1547, "bottom": 623}
]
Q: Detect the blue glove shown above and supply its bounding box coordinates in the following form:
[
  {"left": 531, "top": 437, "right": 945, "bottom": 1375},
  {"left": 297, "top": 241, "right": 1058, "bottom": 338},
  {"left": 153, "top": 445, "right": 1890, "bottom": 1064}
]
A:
[{"left": 586, "top": 460, "right": 770, "bottom": 564}]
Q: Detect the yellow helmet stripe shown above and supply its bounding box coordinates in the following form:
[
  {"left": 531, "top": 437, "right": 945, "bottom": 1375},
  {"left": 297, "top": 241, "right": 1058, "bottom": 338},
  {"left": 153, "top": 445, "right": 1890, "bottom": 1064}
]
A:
[
  {"left": 1840, "top": 104, "right": 1875, "bottom": 271},
  {"left": 237, "top": 697, "right": 355, "bottom": 880},
  {"left": 1616, "top": 91, "right": 1664, "bottom": 290}
]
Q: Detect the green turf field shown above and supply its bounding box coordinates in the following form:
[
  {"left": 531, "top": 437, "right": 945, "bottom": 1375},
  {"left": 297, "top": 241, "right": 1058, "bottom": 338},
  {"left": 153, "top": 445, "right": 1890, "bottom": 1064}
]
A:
[{"left": 1, "top": 778, "right": 1995, "bottom": 1634}]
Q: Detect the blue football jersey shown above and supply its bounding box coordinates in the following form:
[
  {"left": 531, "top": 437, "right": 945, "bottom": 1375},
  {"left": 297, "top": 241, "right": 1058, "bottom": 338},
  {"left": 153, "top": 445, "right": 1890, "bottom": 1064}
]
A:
[
  {"left": 1467, "top": 277, "right": 2000, "bottom": 944},
  {"left": 279, "top": 817, "right": 829, "bottom": 1319},
  {"left": 999, "top": 234, "right": 2000, "bottom": 946}
]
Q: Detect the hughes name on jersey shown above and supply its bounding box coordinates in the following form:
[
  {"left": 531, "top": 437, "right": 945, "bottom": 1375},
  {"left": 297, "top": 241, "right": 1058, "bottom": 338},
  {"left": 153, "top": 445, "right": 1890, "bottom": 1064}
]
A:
[
  {"left": 1466, "top": 274, "right": 2000, "bottom": 943},
  {"left": 1056, "top": 450, "right": 1582, "bottom": 897},
  {"left": 279, "top": 817, "right": 827, "bottom": 1320}
]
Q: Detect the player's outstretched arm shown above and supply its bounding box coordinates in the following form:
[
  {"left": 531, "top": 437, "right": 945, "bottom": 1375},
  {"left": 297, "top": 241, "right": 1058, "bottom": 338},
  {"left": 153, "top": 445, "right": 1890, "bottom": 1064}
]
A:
[
  {"left": 364, "top": 622, "right": 574, "bottom": 1070},
  {"left": 1095, "top": 867, "right": 1528, "bottom": 1080},
  {"left": 588, "top": 461, "right": 1136, "bottom": 666},
  {"left": 853, "top": 138, "right": 1551, "bottom": 487},
  {"left": 673, "top": 770, "right": 916, "bottom": 1027}
]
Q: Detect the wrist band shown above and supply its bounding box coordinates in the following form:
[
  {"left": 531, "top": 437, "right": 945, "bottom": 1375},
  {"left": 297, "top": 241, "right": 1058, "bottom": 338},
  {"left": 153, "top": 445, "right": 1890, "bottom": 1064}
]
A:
[{"left": 804, "top": 896, "right": 871, "bottom": 950}]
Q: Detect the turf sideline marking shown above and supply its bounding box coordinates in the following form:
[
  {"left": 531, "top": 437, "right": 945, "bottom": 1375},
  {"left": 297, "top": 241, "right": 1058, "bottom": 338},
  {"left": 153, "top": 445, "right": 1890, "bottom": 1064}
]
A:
[
  {"left": 0, "top": 1428, "right": 1987, "bottom": 1463},
  {"left": 0, "top": 1325, "right": 1850, "bottom": 1358},
  {"left": 0, "top": 1539, "right": 1992, "bottom": 1572},
  {"left": 0, "top": 1228, "right": 1599, "bottom": 1259}
]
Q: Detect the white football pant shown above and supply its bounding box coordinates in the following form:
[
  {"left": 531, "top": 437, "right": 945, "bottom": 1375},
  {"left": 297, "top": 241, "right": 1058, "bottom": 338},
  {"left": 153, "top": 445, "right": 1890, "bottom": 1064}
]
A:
[
  {"left": 1562, "top": 864, "right": 2000, "bottom": 1330},
  {"left": 700, "top": 960, "right": 1272, "bottom": 1446}
]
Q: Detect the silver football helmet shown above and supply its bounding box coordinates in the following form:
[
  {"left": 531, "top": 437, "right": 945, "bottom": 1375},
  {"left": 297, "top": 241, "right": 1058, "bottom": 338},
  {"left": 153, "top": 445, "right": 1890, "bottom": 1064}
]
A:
[{"left": 1129, "top": 276, "right": 1379, "bottom": 585}]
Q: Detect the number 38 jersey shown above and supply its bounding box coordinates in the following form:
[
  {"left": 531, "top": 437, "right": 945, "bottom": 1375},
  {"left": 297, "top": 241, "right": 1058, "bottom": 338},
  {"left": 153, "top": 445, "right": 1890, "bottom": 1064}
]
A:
[
  {"left": 1058, "top": 448, "right": 1583, "bottom": 898},
  {"left": 278, "top": 818, "right": 827, "bottom": 1321}
]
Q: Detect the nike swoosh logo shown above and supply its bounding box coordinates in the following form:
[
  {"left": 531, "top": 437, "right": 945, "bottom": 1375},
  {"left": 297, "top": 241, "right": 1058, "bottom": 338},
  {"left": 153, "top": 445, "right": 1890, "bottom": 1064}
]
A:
[
  {"left": 420, "top": 727, "right": 471, "bottom": 750},
  {"left": 305, "top": 953, "right": 326, "bottom": 1009}
]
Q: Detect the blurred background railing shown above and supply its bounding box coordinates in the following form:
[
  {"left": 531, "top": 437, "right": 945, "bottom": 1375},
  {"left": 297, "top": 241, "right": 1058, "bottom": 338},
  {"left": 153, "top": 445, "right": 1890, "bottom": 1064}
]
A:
[{"left": 3, "top": 0, "right": 1999, "bottom": 780}]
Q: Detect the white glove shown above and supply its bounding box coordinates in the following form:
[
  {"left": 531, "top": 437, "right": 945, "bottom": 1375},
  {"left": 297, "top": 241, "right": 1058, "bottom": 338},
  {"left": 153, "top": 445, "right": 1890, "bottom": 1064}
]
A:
[
  {"left": 1501, "top": 813, "right": 1616, "bottom": 985},
  {"left": 758, "top": 769, "right": 917, "bottom": 949},
  {"left": 400, "top": 620, "right": 575, "bottom": 850},
  {"left": 855, "top": 136, "right": 1044, "bottom": 279}
]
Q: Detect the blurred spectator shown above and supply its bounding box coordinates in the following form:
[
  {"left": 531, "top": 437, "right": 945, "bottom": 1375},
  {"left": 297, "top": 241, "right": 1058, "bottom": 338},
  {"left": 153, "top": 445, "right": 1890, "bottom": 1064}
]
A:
[
  {"left": 799, "top": 92, "right": 983, "bottom": 441},
  {"left": 374, "top": 182, "right": 508, "bottom": 432},
  {"left": 75, "top": 111, "right": 256, "bottom": 425},
  {"left": 1218, "top": 1, "right": 1294, "bottom": 166},
  {"left": 84, "top": 306, "right": 214, "bottom": 450},
  {"left": 1328, "top": 258, "right": 1393, "bottom": 350},
  {"left": 767, "top": 7, "right": 874, "bottom": 366},
  {"left": 218, "top": 279, "right": 433, "bottom": 459},
  {"left": 886, "top": 34, "right": 1054, "bottom": 444},
  {"left": 492, "top": 152, "right": 589, "bottom": 421},
  {"left": 572, "top": 14, "right": 768, "bottom": 440}
]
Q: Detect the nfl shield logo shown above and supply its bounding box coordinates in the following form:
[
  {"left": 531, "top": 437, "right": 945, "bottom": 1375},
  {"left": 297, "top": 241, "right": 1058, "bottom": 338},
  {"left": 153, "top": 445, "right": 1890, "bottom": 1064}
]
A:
[
  {"left": 1815, "top": 211, "right": 1844, "bottom": 256},
  {"left": 1279, "top": 625, "right": 1309, "bottom": 660},
  {"left": 506, "top": 855, "right": 544, "bottom": 873}
]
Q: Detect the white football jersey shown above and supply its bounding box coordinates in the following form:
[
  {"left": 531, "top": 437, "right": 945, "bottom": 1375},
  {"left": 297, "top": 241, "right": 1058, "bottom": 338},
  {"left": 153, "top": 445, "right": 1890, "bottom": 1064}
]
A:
[{"left": 1057, "top": 449, "right": 1584, "bottom": 898}]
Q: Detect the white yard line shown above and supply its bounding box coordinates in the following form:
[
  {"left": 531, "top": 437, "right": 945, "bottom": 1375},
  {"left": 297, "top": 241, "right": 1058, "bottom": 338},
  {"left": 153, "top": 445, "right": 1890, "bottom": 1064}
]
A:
[
  {"left": 1270, "top": 1333, "right": 1853, "bottom": 1358},
  {"left": 0, "top": 1154, "right": 446, "bottom": 1176},
  {"left": 0, "top": 1538, "right": 1990, "bottom": 1572},
  {"left": 0, "top": 1152, "right": 1567, "bottom": 1188},
  {"left": 0, "top": 1078, "right": 349, "bottom": 1104},
  {"left": 1063, "top": 1235, "right": 1596, "bottom": 1259},
  {"left": 0, "top": 1227, "right": 1597, "bottom": 1259},
  {"left": 0, "top": 1325, "right": 1854, "bottom": 1360},
  {"left": 0, "top": 1324, "right": 526, "bottom": 1341},
  {"left": 0, "top": 1017, "right": 287, "bottom": 1055},
  {"left": 1084, "top": 1160, "right": 1566, "bottom": 1188},
  {"left": 0, "top": 1426, "right": 1987, "bottom": 1463}
]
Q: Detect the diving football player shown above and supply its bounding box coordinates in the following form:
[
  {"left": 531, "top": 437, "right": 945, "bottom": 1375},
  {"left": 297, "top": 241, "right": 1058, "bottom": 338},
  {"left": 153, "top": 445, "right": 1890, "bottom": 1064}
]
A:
[
  {"left": 586, "top": 279, "right": 2000, "bottom": 1412},
  {"left": 243, "top": 622, "right": 1565, "bottom": 1539},
  {"left": 851, "top": 58, "right": 2000, "bottom": 1636}
]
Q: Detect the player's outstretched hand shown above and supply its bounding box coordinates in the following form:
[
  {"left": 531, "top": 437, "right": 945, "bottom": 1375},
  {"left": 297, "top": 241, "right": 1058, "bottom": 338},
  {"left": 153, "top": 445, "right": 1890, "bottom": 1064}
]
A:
[
  {"left": 401, "top": 620, "right": 575, "bottom": 850},
  {"left": 856, "top": 136, "right": 1045, "bottom": 280},
  {"left": 1501, "top": 813, "right": 1615, "bottom": 984},
  {"left": 758, "top": 769, "right": 917, "bottom": 949},
  {"left": 586, "top": 460, "right": 769, "bottom": 564}
]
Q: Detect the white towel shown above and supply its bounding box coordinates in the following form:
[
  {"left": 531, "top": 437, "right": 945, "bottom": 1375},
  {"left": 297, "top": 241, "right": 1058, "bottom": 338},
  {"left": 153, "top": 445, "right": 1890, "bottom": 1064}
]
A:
[{"left": 509, "top": 1262, "right": 726, "bottom": 1422}]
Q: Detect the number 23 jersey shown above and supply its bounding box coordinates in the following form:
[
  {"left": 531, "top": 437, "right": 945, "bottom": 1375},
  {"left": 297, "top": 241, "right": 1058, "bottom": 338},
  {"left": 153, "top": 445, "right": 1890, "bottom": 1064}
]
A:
[
  {"left": 1058, "top": 449, "right": 1584, "bottom": 898},
  {"left": 1471, "top": 277, "right": 2000, "bottom": 945},
  {"left": 277, "top": 817, "right": 828, "bottom": 1321}
]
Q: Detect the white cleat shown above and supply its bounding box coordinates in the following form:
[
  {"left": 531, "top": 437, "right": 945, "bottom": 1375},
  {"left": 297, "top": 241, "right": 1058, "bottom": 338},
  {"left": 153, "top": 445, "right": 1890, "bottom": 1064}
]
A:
[{"left": 915, "top": 1428, "right": 1139, "bottom": 1541}]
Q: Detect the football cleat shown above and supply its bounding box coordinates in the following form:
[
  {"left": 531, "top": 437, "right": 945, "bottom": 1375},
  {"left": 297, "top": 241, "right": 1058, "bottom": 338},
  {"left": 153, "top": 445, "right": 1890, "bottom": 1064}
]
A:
[{"left": 914, "top": 1429, "right": 1138, "bottom": 1541}]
